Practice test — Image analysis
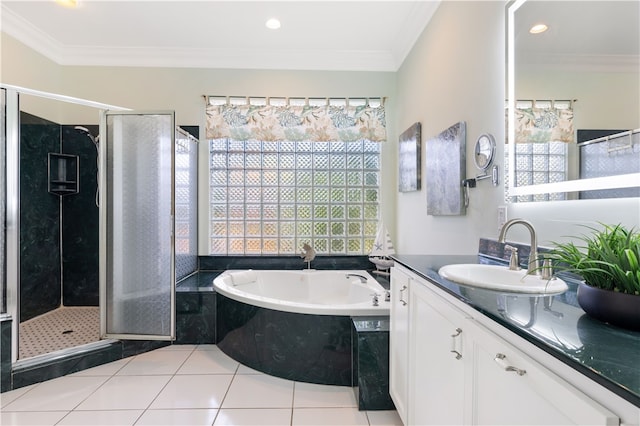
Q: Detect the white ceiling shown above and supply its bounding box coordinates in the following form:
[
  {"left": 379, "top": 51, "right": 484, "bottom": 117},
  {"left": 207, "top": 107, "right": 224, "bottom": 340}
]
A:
[{"left": 0, "top": 0, "right": 441, "bottom": 72}]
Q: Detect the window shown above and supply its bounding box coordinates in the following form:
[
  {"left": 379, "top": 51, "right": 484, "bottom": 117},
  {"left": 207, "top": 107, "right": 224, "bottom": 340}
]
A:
[
  {"left": 506, "top": 99, "right": 572, "bottom": 202},
  {"left": 209, "top": 138, "right": 381, "bottom": 255}
]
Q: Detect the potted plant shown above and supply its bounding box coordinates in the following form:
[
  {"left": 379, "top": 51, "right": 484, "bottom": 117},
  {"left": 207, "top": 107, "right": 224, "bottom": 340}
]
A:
[{"left": 547, "top": 223, "right": 640, "bottom": 331}]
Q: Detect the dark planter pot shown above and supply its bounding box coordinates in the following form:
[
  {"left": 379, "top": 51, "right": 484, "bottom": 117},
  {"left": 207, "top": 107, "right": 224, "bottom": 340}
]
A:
[{"left": 577, "top": 282, "right": 640, "bottom": 331}]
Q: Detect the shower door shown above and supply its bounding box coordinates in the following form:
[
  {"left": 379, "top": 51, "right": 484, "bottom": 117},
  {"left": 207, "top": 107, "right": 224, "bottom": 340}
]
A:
[{"left": 100, "top": 111, "right": 175, "bottom": 340}]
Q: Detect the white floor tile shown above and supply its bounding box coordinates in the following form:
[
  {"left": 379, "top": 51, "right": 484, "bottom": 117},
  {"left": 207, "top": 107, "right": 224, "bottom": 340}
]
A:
[
  {"left": 0, "top": 411, "right": 69, "bottom": 426},
  {"left": 366, "top": 409, "right": 404, "bottom": 426},
  {"left": 116, "top": 350, "right": 191, "bottom": 376},
  {"left": 76, "top": 375, "right": 171, "bottom": 410},
  {"left": 57, "top": 409, "right": 144, "bottom": 425},
  {"left": 177, "top": 347, "right": 239, "bottom": 375},
  {"left": 149, "top": 374, "right": 233, "bottom": 409},
  {"left": 156, "top": 344, "right": 197, "bottom": 351},
  {"left": 236, "top": 364, "right": 263, "bottom": 375},
  {"left": 136, "top": 409, "right": 218, "bottom": 425},
  {"left": 293, "top": 382, "right": 357, "bottom": 408},
  {"left": 214, "top": 408, "right": 292, "bottom": 425},
  {"left": 222, "top": 375, "right": 294, "bottom": 409},
  {"left": 292, "top": 407, "right": 369, "bottom": 426},
  {"left": 1, "top": 345, "right": 399, "bottom": 426},
  {"left": 71, "top": 358, "right": 132, "bottom": 376},
  {"left": 2, "top": 376, "right": 108, "bottom": 411},
  {"left": 0, "top": 384, "right": 36, "bottom": 408},
  {"left": 195, "top": 344, "right": 218, "bottom": 351}
]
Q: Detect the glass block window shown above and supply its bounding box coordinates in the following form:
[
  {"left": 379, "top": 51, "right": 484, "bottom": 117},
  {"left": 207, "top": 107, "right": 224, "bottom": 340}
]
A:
[
  {"left": 209, "top": 139, "right": 380, "bottom": 255},
  {"left": 505, "top": 141, "right": 568, "bottom": 202}
]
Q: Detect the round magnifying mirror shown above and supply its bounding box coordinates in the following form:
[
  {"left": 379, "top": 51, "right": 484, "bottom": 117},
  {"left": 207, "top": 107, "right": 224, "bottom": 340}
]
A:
[{"left": 474, "top": 133, "right": 495, "bottom": 171}]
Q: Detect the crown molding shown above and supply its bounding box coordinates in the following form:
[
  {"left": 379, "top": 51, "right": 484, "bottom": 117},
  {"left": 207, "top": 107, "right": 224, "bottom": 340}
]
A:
[
  {"left": 391, "top": 0, "right": 441, "bottom": 69},
  {"left": 1, "top": 5, "right": 66, "bottom": 64},
  {"left": 1, "top": 4, "right": 406, "bottom": 72}
]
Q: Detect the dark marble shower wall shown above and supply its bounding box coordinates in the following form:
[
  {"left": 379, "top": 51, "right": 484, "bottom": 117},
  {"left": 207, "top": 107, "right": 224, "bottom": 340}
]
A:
[
  {"left": 20, "top": 113, "right": 61, "bottom": 321},
  {"left": 19, "top": 113, "right": 99, "bottom": 322},
  {"left": 61, "top": 125, "right": 99, "bottom": 306}
]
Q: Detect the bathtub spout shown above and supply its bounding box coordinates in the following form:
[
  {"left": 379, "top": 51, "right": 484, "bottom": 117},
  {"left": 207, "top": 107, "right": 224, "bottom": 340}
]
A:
[{"left": 346, "top": 274, "right": 368, "bottom": 283}]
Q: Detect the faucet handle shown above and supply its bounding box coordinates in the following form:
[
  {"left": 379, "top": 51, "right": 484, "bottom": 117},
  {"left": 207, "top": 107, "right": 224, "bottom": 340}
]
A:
[
  {"left": 540, "top": 258, "right": 555, "bottom": 280},
  {"left": 370, "top": 293, "right": 380, "bottom": 306},
  {"left": 504, "top": 244, "right": 521, "bottom": 271}
]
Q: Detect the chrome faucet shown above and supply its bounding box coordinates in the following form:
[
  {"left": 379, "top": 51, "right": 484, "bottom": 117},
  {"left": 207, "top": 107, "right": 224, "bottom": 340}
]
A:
[
  {"left": 498, "top": 219, "right": 540, "bottom": 275},
  {"left": 346, "top": 273, "right": 368, "bottom": 283}
]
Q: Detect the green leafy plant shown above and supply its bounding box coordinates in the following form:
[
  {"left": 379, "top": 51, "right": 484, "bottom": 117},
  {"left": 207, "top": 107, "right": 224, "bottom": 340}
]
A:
[{"left": 547, "top": 224, "right": 640, "bottom": 295}]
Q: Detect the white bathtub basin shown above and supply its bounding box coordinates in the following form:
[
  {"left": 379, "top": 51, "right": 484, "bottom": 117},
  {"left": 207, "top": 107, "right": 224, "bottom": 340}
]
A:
[{"left": 438, "top": 264, "right": 568, "bottom": 294}]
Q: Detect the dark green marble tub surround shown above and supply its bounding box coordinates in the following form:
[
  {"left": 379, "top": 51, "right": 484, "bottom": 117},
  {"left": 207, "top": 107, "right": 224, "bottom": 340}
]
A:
[
  {"left": 199, "top": 255, "right": 372, "bottom": 271},
  {"left": 352, "top": 317, "right": 395, "bottom": 410},
  {"left": 391, "top": 253, "right": 640, "bottom": 408},
  {"left": 216, "top": 293, "right": 354, "bottom": 386}
]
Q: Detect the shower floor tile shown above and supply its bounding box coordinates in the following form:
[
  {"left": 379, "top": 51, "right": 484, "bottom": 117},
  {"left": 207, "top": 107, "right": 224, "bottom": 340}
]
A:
[{"left": 19, "top": 306, "right": 100, "bottom": 359}]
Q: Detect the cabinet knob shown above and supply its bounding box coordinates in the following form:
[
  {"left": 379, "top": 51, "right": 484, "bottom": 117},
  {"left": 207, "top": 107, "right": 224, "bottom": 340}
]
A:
[{"left": 494, "top": 353, "right": 526, "bottom": 376}]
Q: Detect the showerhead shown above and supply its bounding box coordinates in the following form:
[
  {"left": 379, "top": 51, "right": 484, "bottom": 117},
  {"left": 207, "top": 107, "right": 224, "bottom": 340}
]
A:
[{"left": 74, "top": 126, "right": 100, "bottom": 145}]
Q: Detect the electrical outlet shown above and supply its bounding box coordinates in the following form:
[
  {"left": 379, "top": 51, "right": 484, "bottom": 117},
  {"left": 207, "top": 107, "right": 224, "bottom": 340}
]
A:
[{"left": 497, "top": 206, "right": 508, "bottom": 232}]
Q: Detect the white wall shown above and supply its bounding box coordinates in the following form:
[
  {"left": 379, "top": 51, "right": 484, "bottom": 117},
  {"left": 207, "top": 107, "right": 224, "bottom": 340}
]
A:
[
  {"left": 1, "top": 33, "right": 397, "bottom": 255},
  {"left": 394, "top": 1, "right": 507, "bottom": 255}
]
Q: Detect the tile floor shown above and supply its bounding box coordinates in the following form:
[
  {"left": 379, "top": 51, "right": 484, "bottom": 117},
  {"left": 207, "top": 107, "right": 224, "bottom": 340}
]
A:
[
  {"left": 19, "top": 307, "right": 100, "bottom": 359},
  {"left": 1, "top": 344, "right": 403, "bottom": 426}
]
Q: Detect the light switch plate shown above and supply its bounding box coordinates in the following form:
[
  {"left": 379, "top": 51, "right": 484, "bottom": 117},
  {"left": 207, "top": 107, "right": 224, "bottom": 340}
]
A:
[{"left": 497, "top": 206, "right": 507, "bottom": 232}]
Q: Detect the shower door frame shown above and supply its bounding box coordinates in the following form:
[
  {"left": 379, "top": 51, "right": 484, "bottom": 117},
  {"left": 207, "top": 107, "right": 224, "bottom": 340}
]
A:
[{"left": 1, "top": 84, "right": 129, "bottom": 363}]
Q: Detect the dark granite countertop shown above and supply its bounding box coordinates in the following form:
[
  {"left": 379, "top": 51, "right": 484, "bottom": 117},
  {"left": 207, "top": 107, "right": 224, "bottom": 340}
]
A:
[{"left": 391, "top": 254, "right": 640, "bottom": 408}]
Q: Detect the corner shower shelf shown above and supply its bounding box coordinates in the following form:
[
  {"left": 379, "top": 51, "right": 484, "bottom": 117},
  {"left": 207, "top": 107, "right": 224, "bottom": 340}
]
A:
[{"left": 48, "top": 153, "right": 79, "bottom": 196}]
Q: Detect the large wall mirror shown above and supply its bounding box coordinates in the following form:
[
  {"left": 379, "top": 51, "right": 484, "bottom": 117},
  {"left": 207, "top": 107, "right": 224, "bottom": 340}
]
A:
[{"left": 506, "top": 0, "right": 639, "bottom": 202}]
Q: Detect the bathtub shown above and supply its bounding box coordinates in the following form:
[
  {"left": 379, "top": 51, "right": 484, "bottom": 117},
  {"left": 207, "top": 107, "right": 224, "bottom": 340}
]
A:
[
  {"left": 213, "top": 269, "right": 389, "bottom": 316},
  {"left": 213, "top": 269, "right": 390, "bottom": 385}
]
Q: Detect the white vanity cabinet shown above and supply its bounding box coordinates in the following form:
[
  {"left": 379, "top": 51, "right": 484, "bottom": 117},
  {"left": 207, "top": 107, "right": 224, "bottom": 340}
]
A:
[
  {"left": 390, "top": 264, "right": 621, "bottom": 426},
  {"left": 471, "top": 321, "right": 618, "bottom": 425},
  {"left": 408, "top": 276, "right": 469, "bottom": 425},
  {"left": 389, "top": 266, "right": 411, "bottom": 424}
]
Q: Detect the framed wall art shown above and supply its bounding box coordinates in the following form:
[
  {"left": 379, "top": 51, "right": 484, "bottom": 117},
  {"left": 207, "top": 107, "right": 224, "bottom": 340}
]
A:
[
  {"left": 426, "top": 121, "right": 467, "bottom": 216},
  {"left": 398, "top": 122, "right": 421, "bottom": 192}
]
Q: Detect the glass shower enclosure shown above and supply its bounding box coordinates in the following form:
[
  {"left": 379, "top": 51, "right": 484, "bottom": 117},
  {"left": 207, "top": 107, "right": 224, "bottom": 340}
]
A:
[
  {"left": 101, "top": 111, "right": 175, "bottom": 339},
  {"left": 2, "top": 85, "right": 179, "bottom": 367}
]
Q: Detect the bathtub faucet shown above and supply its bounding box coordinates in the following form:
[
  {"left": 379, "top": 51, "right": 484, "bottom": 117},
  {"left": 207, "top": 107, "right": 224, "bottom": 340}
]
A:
[
  {"left": 346, "top": 274, "right": 368, "bottom": 283},
  {"left": 300, "top": 243, "right": 316, "bottom": 269}
]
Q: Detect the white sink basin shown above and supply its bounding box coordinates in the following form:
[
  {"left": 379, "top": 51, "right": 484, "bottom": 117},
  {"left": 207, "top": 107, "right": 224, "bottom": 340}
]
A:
[{"left": 438, "top": 264, "right": 568, "bottom": 294}]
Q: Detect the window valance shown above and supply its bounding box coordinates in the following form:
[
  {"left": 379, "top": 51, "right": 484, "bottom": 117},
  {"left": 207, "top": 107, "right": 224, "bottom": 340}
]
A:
[
  {"left": 514, "top": 100, "right": 574, "bottom": 143},
  {"left": 205, "top": 97, "right": 387, "bottom": 142}
]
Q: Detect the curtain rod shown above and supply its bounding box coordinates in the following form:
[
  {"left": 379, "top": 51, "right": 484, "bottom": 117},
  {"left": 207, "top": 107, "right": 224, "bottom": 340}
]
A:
[
  {"left": 202, "top": 95, "right": 387, "bottom": 106},
  {"left": 578, "top": 128, "right": 640, "bottom": 148},
  {"left": 514, "top": 99, "right": 577, "bottom": 109}
]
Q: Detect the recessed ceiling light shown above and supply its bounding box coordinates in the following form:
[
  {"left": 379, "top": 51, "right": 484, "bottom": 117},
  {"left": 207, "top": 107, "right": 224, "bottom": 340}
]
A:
[
  {"left": 265, "top": 18, "right": 281, "bottom": 30},
  {"left": 529, "top": 24, "right": 548, "bottom": 34},
  {"left": 55, "top": 0, "right": 77, "bottom": 7}
]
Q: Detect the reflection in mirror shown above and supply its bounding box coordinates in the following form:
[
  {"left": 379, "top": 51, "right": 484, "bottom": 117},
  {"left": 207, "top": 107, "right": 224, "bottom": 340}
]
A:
[{"left": 506, "top": 0, "right": 640, "bottom": 202}]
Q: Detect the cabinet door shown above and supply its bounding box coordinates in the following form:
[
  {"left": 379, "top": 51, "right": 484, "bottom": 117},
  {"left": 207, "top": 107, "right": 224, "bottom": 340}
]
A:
[
  {"left": 471, "top": 324, "right": 619, "bottom": 426},
  {"left": 389, "top": 266, "right": 411, "bottom": 425},
  {"left": 409, "top": 280, "right": 468, "bottom": 425}
]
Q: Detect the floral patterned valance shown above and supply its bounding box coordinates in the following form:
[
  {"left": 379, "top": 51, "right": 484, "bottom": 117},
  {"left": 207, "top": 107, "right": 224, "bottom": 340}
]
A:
[
  {"left": 205, "top": 99, "right": 387, "bottom": 142},
  {"left": 514, "top": 100, "right": 574, "bottom": 143}
]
